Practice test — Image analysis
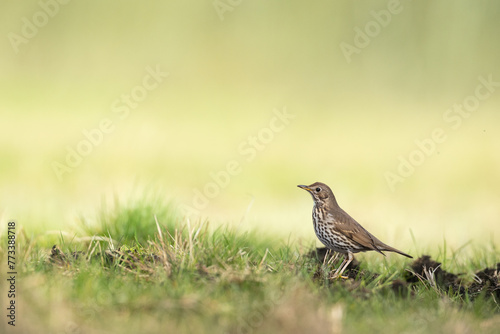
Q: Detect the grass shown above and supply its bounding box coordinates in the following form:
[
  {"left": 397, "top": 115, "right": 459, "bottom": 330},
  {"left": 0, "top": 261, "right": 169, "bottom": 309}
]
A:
[{"left": 1, "top": 197, "right": 499, "bottom": 334}]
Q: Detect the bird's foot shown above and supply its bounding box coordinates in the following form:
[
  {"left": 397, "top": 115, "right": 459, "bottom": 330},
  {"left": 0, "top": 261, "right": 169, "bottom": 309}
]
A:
[{"left": 330, "top": 272, "right": 349, "bottom": 280}]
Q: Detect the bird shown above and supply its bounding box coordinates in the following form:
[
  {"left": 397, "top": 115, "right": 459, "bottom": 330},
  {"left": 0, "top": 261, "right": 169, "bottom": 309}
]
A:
[{"left": 298, "top": 182, "right": 412, "bottom": 278}]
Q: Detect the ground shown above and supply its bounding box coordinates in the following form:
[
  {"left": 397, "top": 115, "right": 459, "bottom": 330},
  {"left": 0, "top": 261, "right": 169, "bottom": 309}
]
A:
[{"left": 1, "top": 200, "right": 499, "bottom": 334}]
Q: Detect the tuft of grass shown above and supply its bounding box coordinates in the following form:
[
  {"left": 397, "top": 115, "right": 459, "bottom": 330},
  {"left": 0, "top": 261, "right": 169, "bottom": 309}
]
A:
[{"left": 78, "top": 192, "right": 181, "bottom": 246}]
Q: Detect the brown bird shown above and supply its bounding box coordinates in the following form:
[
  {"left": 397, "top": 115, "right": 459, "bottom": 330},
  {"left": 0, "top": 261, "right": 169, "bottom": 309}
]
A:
[{"left": 298, "top": 182, "right": 412, "bottom": 278}]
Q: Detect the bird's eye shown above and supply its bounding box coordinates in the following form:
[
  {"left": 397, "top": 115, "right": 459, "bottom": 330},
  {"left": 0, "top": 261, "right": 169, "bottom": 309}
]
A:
[{"left": 315, "top": 187, "right": 321, "bottom": 192}]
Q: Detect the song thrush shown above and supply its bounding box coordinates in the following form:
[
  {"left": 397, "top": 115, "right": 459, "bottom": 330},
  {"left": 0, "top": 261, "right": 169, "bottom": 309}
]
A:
[{"left": 298, "top": 182, "right": 412, "bottom": 278}]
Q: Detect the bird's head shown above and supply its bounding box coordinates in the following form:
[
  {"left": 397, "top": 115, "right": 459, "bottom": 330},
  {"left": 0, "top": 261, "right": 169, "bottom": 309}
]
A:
[{"left": 297, "top": 182, "right": 336, "bottom": 205}]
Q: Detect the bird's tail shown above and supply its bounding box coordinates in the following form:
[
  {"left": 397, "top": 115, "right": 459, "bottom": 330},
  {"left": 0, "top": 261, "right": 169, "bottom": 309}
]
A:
[
  {"left": 382, "top": 245, "right": 413, "bottom": 258},
  {"left": 367, "top": 230, "right": 413, "bottom": 258}
]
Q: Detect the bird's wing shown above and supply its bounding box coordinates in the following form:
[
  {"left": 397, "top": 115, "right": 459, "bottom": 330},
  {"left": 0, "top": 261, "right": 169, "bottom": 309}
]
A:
[{"left": 328, "top": 209, "right": 386, "bottom": 255}]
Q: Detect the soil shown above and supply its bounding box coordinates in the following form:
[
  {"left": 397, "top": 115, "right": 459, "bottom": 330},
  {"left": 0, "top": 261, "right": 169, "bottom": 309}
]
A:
[
  {"left": 49, "top": 245, "right": 161, "bottom": 270},
  {"left": 307, "top": 247, "right": 500, "bottom": 300}
]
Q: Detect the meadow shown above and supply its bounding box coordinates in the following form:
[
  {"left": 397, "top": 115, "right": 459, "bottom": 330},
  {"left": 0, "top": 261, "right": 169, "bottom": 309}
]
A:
[
  {"left": 2, "top": 196, "right": 500, "bottom": 334},
  {"left": 1, "top": 1, "right": 500, "bottom": 333}
]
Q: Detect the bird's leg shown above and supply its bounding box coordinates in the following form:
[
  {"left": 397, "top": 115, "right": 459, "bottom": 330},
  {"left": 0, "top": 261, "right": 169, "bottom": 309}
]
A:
[
  {"left": 324, "top": 250, "right": 341, "bottom": 279},
  {"left": 331, "top": 256, "right": 346, "bottom": 278},
  {"left": 325, "top": 250, "right": 340, "bottom": 267},
  {"left": 332, "top": 252, "right": 353, "bottom": 279},
  {"left": 323, "top": 249, "right": 332, "bottom": 266}
]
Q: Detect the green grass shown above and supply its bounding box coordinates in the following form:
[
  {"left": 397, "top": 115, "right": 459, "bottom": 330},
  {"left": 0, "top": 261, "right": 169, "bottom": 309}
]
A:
[{"left": 1, "top": 198, "right": 499, "bottom": 334}]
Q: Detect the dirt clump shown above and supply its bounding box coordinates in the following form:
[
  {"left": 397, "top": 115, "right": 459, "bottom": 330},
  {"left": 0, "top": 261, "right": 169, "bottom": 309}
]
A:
[
  {"left": 307, "top": 248, "right": 500, "bottom": 301},
  {"left": 405, "top": 255, "right": 464, "bottom": 292},
  {"left": 468, "top": 263, "right": 500, "bottom": 300},
  {"left": 307, "top": 247, "right": 362, "bottom": 280},
  {"left": 49, "top": 245, "right": 161, "bottom": 271},
  {"left": 390, "top": 279, "right": 411, "bottom": 297}
]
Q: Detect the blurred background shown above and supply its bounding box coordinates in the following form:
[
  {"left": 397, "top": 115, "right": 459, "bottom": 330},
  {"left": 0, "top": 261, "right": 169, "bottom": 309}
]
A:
[{"left": 1, "top": 0, "right": 499, "bottom": 251}]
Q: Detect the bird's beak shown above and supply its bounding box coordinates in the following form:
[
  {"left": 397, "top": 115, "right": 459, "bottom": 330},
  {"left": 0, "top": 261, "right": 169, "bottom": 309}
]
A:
[{"left": 297, "top": 185, "right": 312, "bottom": 191}]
